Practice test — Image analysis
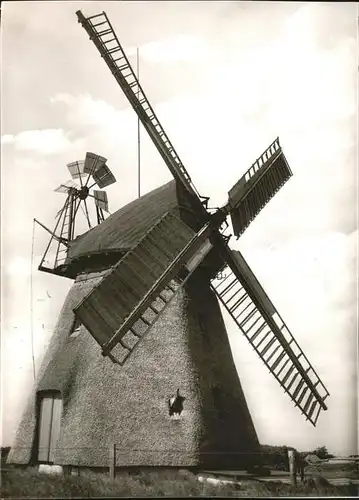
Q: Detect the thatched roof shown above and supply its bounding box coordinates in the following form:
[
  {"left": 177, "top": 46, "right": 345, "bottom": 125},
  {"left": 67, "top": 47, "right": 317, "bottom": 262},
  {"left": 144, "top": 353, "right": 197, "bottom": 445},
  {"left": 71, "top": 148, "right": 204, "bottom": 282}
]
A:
[
  {"left": 60, "top": 180, "right": 208, "bottom": 279},
  {"left": 67, "top": 181, "right": 181, "bottom": 262},
  {"left": 8, "top": 271, "right": 259, "bottom": 469}
]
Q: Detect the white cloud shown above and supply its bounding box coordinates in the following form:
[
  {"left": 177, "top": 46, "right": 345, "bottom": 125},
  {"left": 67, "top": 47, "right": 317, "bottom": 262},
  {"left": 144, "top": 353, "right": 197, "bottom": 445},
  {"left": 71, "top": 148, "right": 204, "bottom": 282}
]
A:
[
  {"left": 284, "top": 3, "right": 356, "bottom": 51},
  {"left": 1, "top": 134, "right": 14, "bottom": 144},
  {"left": 240, "top": 230, "right": 357, "bottom": 319},
  {"left": 3, "top": 256, "right": 32, "bottom": 278},
  {"left": 1, "top": 129, "right": 72, "bottom": 155},
  {"left": 125, "top": 35, "right": 208, "bottom": 63},
  {"left": 50, "top": 93, "right": 124, "bottom": 130}
]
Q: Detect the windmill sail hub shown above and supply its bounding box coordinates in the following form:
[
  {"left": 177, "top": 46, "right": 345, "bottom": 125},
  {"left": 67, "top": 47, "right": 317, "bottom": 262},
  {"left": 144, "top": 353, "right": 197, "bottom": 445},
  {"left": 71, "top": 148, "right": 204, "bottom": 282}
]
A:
[{"left": 78, "top": 186, "right": 90, "bottom": 200}]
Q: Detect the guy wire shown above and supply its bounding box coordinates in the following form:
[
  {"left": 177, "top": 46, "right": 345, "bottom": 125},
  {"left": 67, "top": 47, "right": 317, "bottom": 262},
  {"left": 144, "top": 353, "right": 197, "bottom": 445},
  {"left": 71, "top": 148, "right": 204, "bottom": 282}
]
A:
[{"left": 30, "top": 218, "right": 36, "bottom": 382}]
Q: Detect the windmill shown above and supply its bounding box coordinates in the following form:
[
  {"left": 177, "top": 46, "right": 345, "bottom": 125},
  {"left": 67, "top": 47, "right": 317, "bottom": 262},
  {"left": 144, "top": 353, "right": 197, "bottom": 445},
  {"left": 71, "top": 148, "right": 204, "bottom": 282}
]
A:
[
  {"left": 73, "top": 10, "right": 329, "bottom": 418},
  {"left": 8, "top": 10, "right": 329, "bottom": 473},
  {"left": 37, "top": 152, "right": 116, "bottom": 274}
]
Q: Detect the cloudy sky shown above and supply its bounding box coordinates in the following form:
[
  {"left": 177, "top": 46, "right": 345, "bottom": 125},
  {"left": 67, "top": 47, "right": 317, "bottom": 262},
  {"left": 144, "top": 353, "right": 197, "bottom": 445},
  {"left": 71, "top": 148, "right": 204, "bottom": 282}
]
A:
[{"left": 1, "top": 1, "right": 358, "bottom": 456}]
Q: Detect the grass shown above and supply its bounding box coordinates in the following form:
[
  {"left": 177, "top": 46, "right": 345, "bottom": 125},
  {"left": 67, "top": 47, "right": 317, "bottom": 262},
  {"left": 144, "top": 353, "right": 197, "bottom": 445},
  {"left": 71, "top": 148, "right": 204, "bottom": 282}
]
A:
[
  {"left": 306, "top": 460, "right": 359, "bottom": 479},
  {"left": 1, "top": 467, "right": 358, "bottom": 498}
]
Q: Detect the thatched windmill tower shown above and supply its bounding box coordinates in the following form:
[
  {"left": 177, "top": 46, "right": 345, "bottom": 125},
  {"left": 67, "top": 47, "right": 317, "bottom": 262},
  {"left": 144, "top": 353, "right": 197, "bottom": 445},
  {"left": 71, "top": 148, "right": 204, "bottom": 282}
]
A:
[{"left": 8, "top": 10, "right": 329, "bottom": 473}]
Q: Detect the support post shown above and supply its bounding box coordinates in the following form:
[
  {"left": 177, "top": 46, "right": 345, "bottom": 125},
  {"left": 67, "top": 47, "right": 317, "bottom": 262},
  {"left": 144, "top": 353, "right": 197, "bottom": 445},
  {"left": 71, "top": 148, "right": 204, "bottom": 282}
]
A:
[
  {"left": 109, "top": 443, "right": 116, "bottom": 480},
  {"left": 287, "top": 448, "right": 297, "bottom": 487}
]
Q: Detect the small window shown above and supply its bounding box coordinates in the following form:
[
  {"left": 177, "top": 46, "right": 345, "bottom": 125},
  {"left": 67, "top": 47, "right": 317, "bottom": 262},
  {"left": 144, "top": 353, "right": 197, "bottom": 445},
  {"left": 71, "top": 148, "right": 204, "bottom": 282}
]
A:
[
  {"left": 37, "top": 391, "right": 62, "bottom": 464},
  {"left": 69, "top": 317, "right": 81, "bottom": 338}
]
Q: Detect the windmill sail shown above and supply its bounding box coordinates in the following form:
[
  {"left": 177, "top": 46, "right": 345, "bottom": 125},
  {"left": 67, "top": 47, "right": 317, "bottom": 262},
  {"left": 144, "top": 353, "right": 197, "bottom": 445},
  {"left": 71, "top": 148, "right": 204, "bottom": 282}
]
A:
[
  {"left": 92, "top": 164, "right": 116, "bottom": 188},
  {"left": 54, "top": 180, "right": 79, "bottom": 193},
  {"left": 84, "top": 152, "right": 107, "bottom": 175},
  {"left": 227, "top": 138, "right": 292, "bottom": 237},
  {"left": 93, "top": 190, "right": 109, "bottom": 212},
  {"left": 212, "top": 247, "right": 329, "bottom": 426},
  {"left": 74, "top": 213, "right": 214, "bottom": 364},
  {"left": 76, "top": 10, "right": 204, "bottom": 206},
  {"left": 67, "top": 160, "right": 86, "bottom": 179}
]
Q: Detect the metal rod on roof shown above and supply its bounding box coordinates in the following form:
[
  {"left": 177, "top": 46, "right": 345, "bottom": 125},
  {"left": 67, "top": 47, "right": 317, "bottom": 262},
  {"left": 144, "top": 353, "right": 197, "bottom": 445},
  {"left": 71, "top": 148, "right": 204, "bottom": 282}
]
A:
[{"left": 136, "top": 47, "right": 141, "bottom": 199}]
